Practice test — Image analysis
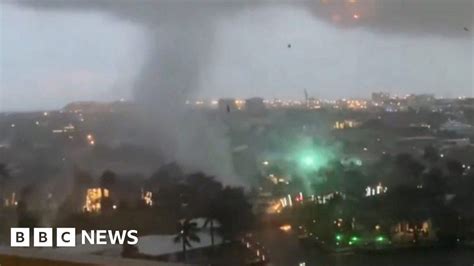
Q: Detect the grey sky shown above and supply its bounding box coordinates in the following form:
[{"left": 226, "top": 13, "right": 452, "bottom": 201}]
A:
[
  {"left": 1, "top": 0, "right": 473, "bottom": 112},
  {"left": 0, "top": 4, "right": 142, "bottom": 111}
]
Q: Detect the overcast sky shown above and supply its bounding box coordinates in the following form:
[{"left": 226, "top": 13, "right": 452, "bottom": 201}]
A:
[{"left": 1, "top": 1, "right": 473, "bottom": 111}]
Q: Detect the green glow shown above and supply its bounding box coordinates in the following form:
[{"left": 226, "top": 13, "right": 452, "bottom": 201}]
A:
[
  {"left": 350, "top": 236, "right": 359, "bottom": 242},
  {"left": 335, "top": 234, "right": 343, "bottom": 241},
  {"left": 376, "top": 236, "right": 385, "bottom": 242},
  {"left": 302, "top": 156, "right": 315, "bottom": 166},
  {"left": 287, "top": 138, "right": 339, "bottom": 194},
  {"left": 348, "top": 241, "right": 353, "bottom": 245},
  {"left": 291, "top": 139, "right": 337, "bottom": 174},
  {"left": 296, "top": 150, "right": 328, "bottom": 171}
]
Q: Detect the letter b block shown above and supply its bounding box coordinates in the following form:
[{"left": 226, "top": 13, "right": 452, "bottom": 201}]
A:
[
  {"left": 11, "top": 228, "right": 30, "bottom": 247},
  {"left": 34, "top": 228, "right": 53, "bottom": 247}
]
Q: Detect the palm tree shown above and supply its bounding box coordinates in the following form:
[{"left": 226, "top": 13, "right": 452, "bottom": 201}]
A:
[
  {"left": 203, "top": 207, "right": 219, "bottom": 247},
  {"left": 214, "top": 187, "right": 254, "bottom": 242},
  {"left": 174, "top": 219, "right": 200, "bottom": 261},
  {"left": 186, "top": 173, "right": 222, "bottom": 247}
]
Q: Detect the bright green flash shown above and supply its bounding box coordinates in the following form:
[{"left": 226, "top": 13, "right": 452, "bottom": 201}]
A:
[
  {"left": 302, "top": 156, "right": 315, "bottom": 166},
  {"left": 297, "top": 151, "right": 326, "bottom": 171}
]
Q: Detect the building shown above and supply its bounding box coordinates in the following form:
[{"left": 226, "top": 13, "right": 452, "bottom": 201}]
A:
[
  {"left": 141, "top": 189, "right": 153, "bottom": 207},
  {"left": 218, "top": 98, "right": 239, "bottom": 113},
  {"left": 406, "top": 94, "right": 435, "bottom": 110},
  {"left": 333, "top": 120, "right": 361, "bottom": 130},
  {"left": 245, "top": 97, "right": 266, "bottom": 115},
  {"left": 306, "top": 97, "right": 321, "bottom": 109},
  {"left": 83, "top": 188, "right": 110, "bottom": 213},
  {"left": 336, "top": 99, "right": 368, "bottom": 110}
]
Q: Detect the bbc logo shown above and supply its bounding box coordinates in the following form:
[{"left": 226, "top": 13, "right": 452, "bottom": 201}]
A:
[{"left": 11, "top": 228, "right": 76, "bottom": 247}]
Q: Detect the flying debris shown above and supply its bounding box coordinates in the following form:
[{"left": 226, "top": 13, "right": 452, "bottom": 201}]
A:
[
  {"left": 464, "top": 27, "right": 469, "bottom": 32},
  {"left": 287, "top": 44, "right": 292, "bottom": 48}
]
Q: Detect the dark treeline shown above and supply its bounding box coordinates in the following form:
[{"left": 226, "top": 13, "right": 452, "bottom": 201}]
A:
[{"left": 2, "top": 162, "right": 255, "bottom": 243}]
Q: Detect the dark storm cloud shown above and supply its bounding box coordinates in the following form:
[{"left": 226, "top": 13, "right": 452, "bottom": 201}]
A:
[
  {"left": 306, "top": 0, "right": 473, "bottom": 38},
  {"left": 12, "top": 0, "right": 250, "bottom": 184},
  {"left": 10, "top": 0, "right": 472, "bottom": 184},
  {"left": 14, "top": 0, "right": 473, "bottom": 37}
]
